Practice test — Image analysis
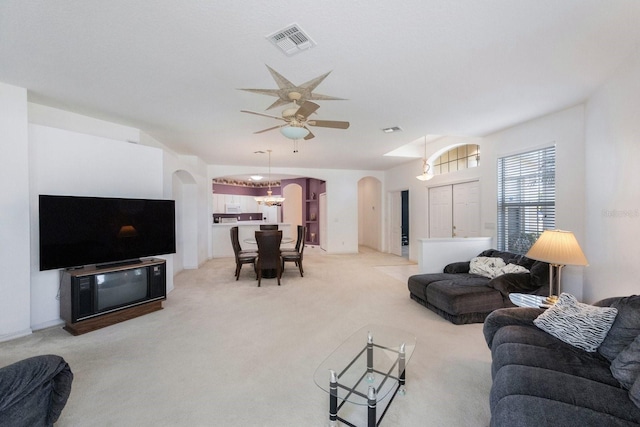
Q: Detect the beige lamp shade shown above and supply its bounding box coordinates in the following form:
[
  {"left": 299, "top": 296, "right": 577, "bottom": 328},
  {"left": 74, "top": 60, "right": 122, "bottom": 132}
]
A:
[{"left": 526, "top": 230, "right": 589, "bottom": 266}]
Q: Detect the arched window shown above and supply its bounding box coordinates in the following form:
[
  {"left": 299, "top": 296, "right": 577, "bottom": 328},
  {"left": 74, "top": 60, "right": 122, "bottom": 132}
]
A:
[{"left": 432, "top": 144, "right": 480, "bottom": 175}]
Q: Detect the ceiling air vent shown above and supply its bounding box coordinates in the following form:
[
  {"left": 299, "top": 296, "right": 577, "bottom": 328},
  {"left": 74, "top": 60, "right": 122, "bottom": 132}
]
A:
[{"left": 266, "top": 24, "right": 316, "bottom": 56}]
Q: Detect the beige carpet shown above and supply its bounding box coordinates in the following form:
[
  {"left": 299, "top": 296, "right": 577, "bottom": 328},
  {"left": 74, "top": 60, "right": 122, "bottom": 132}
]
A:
[{"left": 0, "top": 247, "right": 492, "bottom": 426}]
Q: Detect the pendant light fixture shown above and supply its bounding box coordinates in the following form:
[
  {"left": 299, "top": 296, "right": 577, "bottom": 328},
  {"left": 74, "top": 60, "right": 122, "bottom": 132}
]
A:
[
  {"left": 416, "top": 136, "right": 434, "bottom": 181},
  {"left": 254, "top": 150, "right": 285, "bottom": 206}
]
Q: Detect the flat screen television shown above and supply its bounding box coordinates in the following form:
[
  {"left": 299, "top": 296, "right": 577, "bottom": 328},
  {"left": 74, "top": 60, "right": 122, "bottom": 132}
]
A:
[{"left": 39, "top": 195, "right": 176, "bottom": 271}]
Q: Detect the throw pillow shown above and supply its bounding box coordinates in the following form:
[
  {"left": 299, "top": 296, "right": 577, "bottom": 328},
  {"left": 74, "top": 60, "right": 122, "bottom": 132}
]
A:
[
  {"left": 610, "top": 334, "right": 640, "bottom": 390},
  {"left": 469, "top": 256, "right": 506, "bottom": 279},
  {"left": 598, "top": 295, "right": 640, "bottom": 362},
  {"left": 533, "top": 293, "right": 618, "bottom": 352},
  {"left": 498, "top": 263, "right": 530, "bottom": 275}
]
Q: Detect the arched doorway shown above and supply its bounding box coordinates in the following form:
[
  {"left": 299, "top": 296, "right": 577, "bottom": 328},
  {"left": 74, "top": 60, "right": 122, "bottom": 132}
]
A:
[{"left": 282, "top": 183, "right": 303, "bottom": 240}]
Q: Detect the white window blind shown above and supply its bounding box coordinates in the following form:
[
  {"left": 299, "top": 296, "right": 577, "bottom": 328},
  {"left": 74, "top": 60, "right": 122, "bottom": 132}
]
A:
[{"left": 497, "top": 146, "right": 555, "bottom": 254}]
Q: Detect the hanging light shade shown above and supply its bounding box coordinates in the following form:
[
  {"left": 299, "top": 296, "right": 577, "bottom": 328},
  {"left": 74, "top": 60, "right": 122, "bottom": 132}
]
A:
[
  {"left": 254, "top": 150, "right": 285, "bottom": 207},
  {"left": 416, "top": 159, "right": 434, "bottom": 181},
  {"left": 416, "top": 136, "right": 434, "bottom": 181},
  {"left": 280, "top": 125, "right": 309, "bottom": 140}
]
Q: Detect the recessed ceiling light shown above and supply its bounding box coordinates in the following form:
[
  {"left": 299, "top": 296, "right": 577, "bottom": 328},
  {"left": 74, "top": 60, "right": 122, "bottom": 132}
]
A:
[
  {"left": 250, "top": 175, "right": 263, "bottom": 181},
  {"left": 382, "top": 126, "right": 402, "bottom": 133}
]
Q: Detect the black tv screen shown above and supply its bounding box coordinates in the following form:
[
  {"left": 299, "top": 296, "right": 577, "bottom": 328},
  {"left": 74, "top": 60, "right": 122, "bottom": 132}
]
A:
[{"left": 39, "top": 195, "right": 176, "bottom": 271}]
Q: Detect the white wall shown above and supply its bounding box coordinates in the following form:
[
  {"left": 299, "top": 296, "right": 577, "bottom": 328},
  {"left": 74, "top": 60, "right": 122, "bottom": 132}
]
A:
[
  {"left": 487, "top": 105, "right": 586, "bottom": 298},
  {"left": 385, "top": 136, "right": 485, "bottom": 261},
  {"left": 584, "top": 48, "right": 640, "bottom": 302},
  {"left": 28, "top": 124, "right": 164, "bottom": 329},
  {"left": 0, "top": 83, "right": 32, "bottom": 341},
  {"left": 386, "top": 107, "right": 585, "bottom": 297},
  {"left": 0, "top": 95, "right": 211, "bottom": 339}
]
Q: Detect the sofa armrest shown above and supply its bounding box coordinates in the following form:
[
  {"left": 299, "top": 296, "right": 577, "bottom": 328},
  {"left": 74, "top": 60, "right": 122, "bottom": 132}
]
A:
[
  {"left": 483, "top": 307, "right": 544, "bottom": 349},
  {"left": 487, "top": 273, "right": 540, "bottom": 296},
  {"left": 443, "top": 261, "right": 470, "bottom": 274},
  {"left": 0, "top": 355, "right": 73, "bottom": 425}
]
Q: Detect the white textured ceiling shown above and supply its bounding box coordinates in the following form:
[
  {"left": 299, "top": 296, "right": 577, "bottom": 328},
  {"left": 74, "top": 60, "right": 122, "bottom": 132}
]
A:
[{"left": 2, "top": 0, "right": 640, "bottom": 172}]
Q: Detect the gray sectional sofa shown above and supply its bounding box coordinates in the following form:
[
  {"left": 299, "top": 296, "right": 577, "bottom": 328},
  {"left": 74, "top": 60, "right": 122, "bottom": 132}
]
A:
[
  {"left": 483, "top": 295, "right": 640, "bottom": 427},
  {"left": 0, "top": 355, "right": 73, "bottom": 426},
  {"left": 408, "top": 249, "right": 549, "bottom": 324}
]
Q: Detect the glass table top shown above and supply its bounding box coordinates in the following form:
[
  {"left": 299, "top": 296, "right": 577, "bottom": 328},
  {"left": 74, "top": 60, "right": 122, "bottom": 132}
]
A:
[
  {"left": 243, "top": 237, "right": 294, "bottom": 244},
  {"left": 314, "top": 324, "right": 417, "bottom": 405},
  {"left": 509, "top": 293, "right": 553, "bottom": 308}
]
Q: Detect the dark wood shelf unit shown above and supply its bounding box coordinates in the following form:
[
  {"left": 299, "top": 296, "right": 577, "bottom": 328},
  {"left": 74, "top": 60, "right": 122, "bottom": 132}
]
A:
[{"left": 304, "top": 178, "right": 325, "bottom": 245}]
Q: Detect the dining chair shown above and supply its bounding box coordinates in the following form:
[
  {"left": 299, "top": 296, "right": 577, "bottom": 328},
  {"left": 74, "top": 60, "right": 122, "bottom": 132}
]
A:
[
  {"left": 282, "top": 227, "right": 305, "bottom": 277},
  {"left": 230, "top": 226, "right": 257, "bottom": 280},
  {"left": 260, "top": 224, "right": 278, "bottom": 230},
  {"left": 281, "top": 225, "right": 305, "bottom": 255},
  {"left": 255, "top": 230, "right": 283, "bottom": 286}
]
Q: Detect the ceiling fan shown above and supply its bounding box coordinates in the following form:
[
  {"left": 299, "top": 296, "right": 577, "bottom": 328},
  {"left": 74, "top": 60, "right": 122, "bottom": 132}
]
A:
[{"left": 241, "top": 92, "right": 350, "bottom": 141}]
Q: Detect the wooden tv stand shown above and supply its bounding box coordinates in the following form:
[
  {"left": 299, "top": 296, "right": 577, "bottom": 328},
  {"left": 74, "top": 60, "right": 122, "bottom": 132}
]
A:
[{"left": 60, "top": 259, "right": 166, "bottom": 335}]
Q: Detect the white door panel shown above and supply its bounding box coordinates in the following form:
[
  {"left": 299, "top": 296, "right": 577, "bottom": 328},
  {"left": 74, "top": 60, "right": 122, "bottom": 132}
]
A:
[{"left": 429, "top": 185, "right": 453, "bottom": 238}]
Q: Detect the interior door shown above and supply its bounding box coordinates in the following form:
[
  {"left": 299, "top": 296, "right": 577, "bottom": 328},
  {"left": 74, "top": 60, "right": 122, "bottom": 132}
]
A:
[
  {"left": 390, "top": 191, "right": 402, "bottom": 256},
  {"left": 429, "top": 185, "right": 453, "bottom": 237},
  {"left": 453, "top": 181, "right": 480, "bottom": 237}
]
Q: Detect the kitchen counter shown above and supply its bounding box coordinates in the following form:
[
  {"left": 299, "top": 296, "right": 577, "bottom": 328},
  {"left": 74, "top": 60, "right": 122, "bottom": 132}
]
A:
[{"left": 212, "top": 222, "right": 293, "bottom": 258}]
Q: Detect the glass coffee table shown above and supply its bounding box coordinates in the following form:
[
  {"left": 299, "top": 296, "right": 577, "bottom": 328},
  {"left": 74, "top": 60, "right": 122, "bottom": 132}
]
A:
[
  {"left": 314, "top": 325, "right": 417, "bottom": 427},
  {"left": 509, "top": 293, "right": 554, "bottom": 308}
]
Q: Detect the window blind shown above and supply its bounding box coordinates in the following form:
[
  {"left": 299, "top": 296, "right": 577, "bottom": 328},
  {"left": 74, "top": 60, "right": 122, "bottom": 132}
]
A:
[{"left": 497, "top": 146, "right": 555, "bottom": 254}]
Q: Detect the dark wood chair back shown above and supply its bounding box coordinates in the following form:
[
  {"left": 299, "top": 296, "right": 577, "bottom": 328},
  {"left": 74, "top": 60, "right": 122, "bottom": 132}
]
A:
[
  {"left": 255, "top": 230, "right": 283, "bottom": 286},
  {"left": 255, "top": 230, "right": 282, "bottom": 269},
  {"left": 230, "top": 226, "right": 257, "bottom": 280},
  {"left": 260, "top": 224, "right": 278, "bottom": 230},
  {"left": 295, "top": 225, "right": 305, "bottom": 251},
  {"left": 230, "top": 226, "right": 243, "bottom": 259}
]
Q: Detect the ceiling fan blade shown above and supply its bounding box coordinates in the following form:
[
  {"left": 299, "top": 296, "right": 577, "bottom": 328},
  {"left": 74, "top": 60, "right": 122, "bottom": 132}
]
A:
[
  {"left": 303, "top": 128, "right": 315, "bottom": 140},
  {"left": 254, "top": 124, "right": 284, "bottom": 134},
  {"left": 295, "top": 101, "right": 320, "bottom": 119},
  {"left": 241, "top": 110, "right": 286, "bottom": 121},
  {"left": 307, "top": 120, "right": 350, "bottom": 129}
]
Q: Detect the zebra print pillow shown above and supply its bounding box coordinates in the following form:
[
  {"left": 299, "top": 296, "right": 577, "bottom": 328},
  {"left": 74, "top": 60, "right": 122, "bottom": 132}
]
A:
[{"left": 534, "top": 293, "right": 618, "bottom": 352}]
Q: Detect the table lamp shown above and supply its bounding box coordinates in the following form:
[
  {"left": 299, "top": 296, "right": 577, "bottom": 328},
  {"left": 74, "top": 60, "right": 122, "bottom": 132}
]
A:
[{"left": 525, "top": 229, "right": 589, "bottom": 302}]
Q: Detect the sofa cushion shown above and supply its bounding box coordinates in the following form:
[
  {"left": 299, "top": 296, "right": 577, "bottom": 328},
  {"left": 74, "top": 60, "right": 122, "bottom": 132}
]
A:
[
  {"left": 492, "top": 341, "right": 618, "bottom": 386},
  {"left": 611, "top": 334, "right": 640, "bottom": 390},
  {"left": 491, "top": 364, "right": 640, "bottom": 426},
  {"left": 533, "top": 293, "right": 618, "bottom": 352},
  {"left": 632, "top": 376, "right": 640, "bottom": 409},
  {"left": 443, "top": 261, "right": 470, "bottom": 274},
  {"left": 469, "top": 256, "right": 506, "bottom": 278},
  {"left": 599, "top": 295, "right": 640, "bottom": 361},
  {"left": 426, "top": 279, "right": 503, "bottom": 315}
]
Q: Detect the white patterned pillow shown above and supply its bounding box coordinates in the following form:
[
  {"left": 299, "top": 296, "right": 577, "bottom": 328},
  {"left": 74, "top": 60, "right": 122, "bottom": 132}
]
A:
[
  {"left": 469, "top": 257, "right": 506, "bottom": 279},
  {"left": 534, "top": 293, "right": 618, "bottom": 352},
  {"left": 498, "top": 263, "right": 530, "bottom": 275}
]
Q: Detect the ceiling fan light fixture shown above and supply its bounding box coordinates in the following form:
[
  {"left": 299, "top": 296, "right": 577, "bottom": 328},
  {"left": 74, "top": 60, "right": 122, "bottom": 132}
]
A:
[{"left": 280, "top": 125, "right": 310, "bottom": 140}]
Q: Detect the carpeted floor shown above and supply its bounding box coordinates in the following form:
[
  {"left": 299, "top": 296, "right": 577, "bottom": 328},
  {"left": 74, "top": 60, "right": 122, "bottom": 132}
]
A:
[{"left": 0, "top": 247, "right": 492, "bottom": 426}]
